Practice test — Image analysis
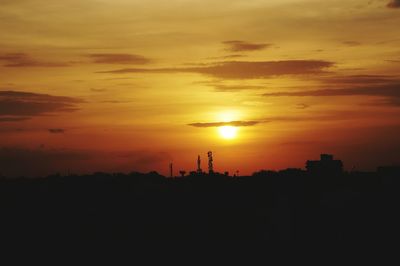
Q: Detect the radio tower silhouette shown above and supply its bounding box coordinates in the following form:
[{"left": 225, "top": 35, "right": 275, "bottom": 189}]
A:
[
  {"left": 169, "top": 163, "right": 173, "bottom": 178},
  {"left": 207, "top": 151, "right": 214, "bottom": 174}
]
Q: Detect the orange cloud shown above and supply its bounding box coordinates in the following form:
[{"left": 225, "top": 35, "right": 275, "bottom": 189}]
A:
[
  {"left": 99, "top": 60, "right": 334, "bottom": 79},
  {"left": 342, "top": 41, "right": 361, "bottom": 46},
  {"left": 0, "top": 53, "right": 68, "bottom": 67},
  {"left": 188, "top": 120, "right": 262, "bottom": 127},
  {"left": 88, "top": 54, "right": 151, "bottom": 65},
  {"left": 0, "top": 116, "right": 30, "bottom": 122},
  {"left": 48, "top": 128, "right": 65, "bottom": 134},
  {"left": 263, "top": 82, "right": 400, "bottom": 106},
  {"left": 223, "top": 41, "right": 271, "bottom": 52},
  {"left": 208, "top": 84, "right": 266, "bottom": 92},
  {"left": 319, "top": 75, "right": 397, "bottom": 85},
  {"left": 0, "top": 91, "right": 82, "bottom": 122}
]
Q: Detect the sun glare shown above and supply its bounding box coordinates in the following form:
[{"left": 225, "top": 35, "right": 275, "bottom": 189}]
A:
[
  {"left": 217, "top": 111, "right": 240, "bottom": 122},
  {"left": 218, "top": 126, "right": 238, "bottom": 139}
]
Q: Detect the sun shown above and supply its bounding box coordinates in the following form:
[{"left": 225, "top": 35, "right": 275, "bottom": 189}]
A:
[{"left": 218, "top": 126, "right": 238, "bottom": 139}]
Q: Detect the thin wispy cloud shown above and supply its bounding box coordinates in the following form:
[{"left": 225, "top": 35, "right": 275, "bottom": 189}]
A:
[
  {"left": 99, "top": 60, "right": 334, "bottom": 79},
  {"left": 207, "top": 54, "right": 246, "bottom": 60},
  {"left": 342, "top": 41, "right": 362, "bottom": 46},
  {"left": 188, "top": 111, "right": 374, "bottom": 128},
  {"left": 0, "top": 53, "right": 68, "bottom": 67},
  {"left": 210, "top": 84, "right": 266, "bottom": 92},
  {"left": 263, "top": 82, "right": 400, "bottom": 106},
  {"left": 87, "top": 54, "right": 151, "bottom": 65},
  {"left": 188, "top": 120, "right": 262, "bottom": 127},
  {"left": 48, "top": 128, "right": 65, "bottom": 134},
  {"left": 319, "top": 75, "right": 399, "bottom": 85},
  {"left": 0, "top": 116, "right": 30, "bottom": 122},
  {"left": 223, "top": 41, "right": 271, "bottom": 52},
  {"left": 0, "top": 91, "right": 83, "bottom": 122}
]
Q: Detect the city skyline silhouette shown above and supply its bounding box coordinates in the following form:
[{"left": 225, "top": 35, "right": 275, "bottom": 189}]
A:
[{"left": 0, "top": 0, "right": 399, "bottom": 262}]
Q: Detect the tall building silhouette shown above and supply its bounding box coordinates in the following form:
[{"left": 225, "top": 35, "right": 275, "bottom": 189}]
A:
[{"left": 306, "top": 154, "right": 343, "bottom": 174}]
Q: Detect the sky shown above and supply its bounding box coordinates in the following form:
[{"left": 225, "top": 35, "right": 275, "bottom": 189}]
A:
[{"left": 0, "top": 0, "right": 400, "bottom": 177}]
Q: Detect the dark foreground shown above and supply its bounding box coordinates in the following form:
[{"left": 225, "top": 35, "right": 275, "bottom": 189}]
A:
[{"left": 1, "top": 170, "right": 400, "bottom": 263}]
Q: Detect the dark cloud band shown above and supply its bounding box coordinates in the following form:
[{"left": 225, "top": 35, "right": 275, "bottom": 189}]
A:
[
  {"left": 0, "top": 53, "right": 68, "bottom": 67},
  {"left": 0, "top": 91, "right": 83, "bottom": 122},
  {"left": 88, "top": 54, "right": 151, "bottom": 65},
  {"left": 188, "top": 120, "right": 262, "bottom": 127},
  {"left": 48, "top": 128, "right": 65, "bottom": 134},
  {"left": 99, "top": 60, "right": 334, "bottom": 79},
  {"left": 263, "top": 82, "right": 400, "bottom": 106},
  {"left": 223, "top": 40, "right": 271, "bottom": 52}
]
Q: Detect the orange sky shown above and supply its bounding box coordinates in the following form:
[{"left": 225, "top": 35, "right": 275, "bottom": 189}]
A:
[{"left": 0, "top": 0, "right": 400, "bottom": 177}]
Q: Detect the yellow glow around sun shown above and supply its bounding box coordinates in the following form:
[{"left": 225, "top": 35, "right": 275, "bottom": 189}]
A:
[
  {"left": 218, "top": 126, "right": 238, "bottom": 139},
  {"left": 217, "top": 111, "right": 240, "bottom": 122}
]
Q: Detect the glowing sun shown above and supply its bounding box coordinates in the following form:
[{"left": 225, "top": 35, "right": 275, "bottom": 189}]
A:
[{"left": 218, "top": 126, "right": 238, "bottom": 139}]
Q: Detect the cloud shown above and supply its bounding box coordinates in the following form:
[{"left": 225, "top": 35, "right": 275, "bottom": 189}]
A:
[
  {"left": 88, "top": 54, "right": 151, "bottom": 65},
  {"left": 189, "top": 111, "right": 369, "bottom": 129},
  {"left": 194, "top": 80, "right": 269, "bottom": 93},
  {"left": 188, "top": 120, "right": 262, "bottom": 128},
  {"left": 320, "top": 75, "right": 398, "bottom": 85},
  {"left": 342, "top": 41, "right": 361, "bottom": 46},
  {"left": 0, "top": 53, "right": 68, "bottom": 67},
  {"left": 0, "top": 116, "right": 30, "bottom": 122},
  {"left": 48, "top": 128, "right": 65, "bottom": 134},
  {"left": 100, "top": 100, "right": 133, "bottom": 104},
  {"left": 387, "top": 0, "right": 400, "bottom": 8},
  {"left": 90, "top": 88, "right": 107, "bottom": 92},
  {"left": 209, "top": 84, "right": 266, "bottom": 92},
  {"left": 207, "top": 54, "right": 246, "bottom": 60},
  {"left": 223, "top": 41, "right": 271, "bottom": 52},
  {"left": 0, "top": 91, "right": 83, "bottom": 122},
  {"left": 263, "top": 82, "right": 400, "bottom": 106},
  {"left": 98, "top": 60, "right": 334, "bottom": 79}
]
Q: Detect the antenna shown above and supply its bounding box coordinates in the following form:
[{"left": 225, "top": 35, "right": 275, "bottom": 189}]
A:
[
  {"left": 169, "top": 162, "right": 173, "bottom": 178},
  {"left": 207, "top": 151, "right": 213, "bottom": 174},
  {"left": 197, "top": 155, "right": 202, "bottom": 174}
]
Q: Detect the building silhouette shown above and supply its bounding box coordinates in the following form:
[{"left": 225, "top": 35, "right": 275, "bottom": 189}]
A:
[{"left": 306, "top": 154, "right": 343, "bottom": 174}]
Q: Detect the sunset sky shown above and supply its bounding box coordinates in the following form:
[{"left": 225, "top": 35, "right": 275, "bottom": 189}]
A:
[{"left": 1, "top": 0, "right": 400, "bottom": 177}]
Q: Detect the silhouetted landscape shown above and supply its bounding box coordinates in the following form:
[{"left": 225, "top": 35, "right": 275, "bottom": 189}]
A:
[
  {"left": 1, "top": 154, "right": 400, "bottom": 262},
  {"left": 2, "top": 0, "right": 400, "bottom": 263}
]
